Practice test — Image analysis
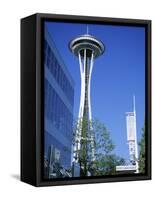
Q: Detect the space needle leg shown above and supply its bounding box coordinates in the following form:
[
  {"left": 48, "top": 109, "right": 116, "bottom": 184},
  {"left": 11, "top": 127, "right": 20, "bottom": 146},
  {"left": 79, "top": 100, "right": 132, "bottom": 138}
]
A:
[
  {"left": 88, "top": 52, "right": 95, "bottom": 161},
  {"left": 73, "top": 50, "right": 86, "bottom": 163}
]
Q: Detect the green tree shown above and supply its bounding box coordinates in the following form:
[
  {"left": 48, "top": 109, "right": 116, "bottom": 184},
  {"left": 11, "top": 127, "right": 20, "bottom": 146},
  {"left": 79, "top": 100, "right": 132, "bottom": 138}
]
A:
[
  {"left": 90, "top": 119, "right": 125, "bottom": 175},
  {"left": 73, "top": 118, "right": 125, "bottom": 176},
  {"left": 91, "top": 155, "right": 125, "bottom": 175},
  {"left": 72, "top": 117, "right": 93, "bottom": 176},
  {"left": 138, "top": 126, "right": 145, "bottom": 173}
]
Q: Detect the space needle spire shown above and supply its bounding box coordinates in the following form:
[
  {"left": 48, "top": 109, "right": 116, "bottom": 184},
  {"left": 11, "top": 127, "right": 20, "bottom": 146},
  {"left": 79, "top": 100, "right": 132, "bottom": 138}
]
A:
[{"left": 69, "top": 26, "right": 105, "bottom": 176}]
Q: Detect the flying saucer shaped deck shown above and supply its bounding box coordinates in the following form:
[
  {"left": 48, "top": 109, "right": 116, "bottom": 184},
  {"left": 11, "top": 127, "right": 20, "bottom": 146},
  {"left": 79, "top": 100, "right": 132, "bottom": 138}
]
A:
[{"left": 69, "top": 34, "right": 105, "bottom": 58}]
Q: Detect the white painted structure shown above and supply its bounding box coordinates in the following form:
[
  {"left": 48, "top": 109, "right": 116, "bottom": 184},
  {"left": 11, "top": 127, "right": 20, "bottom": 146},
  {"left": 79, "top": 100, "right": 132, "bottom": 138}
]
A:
[
  {"left": 69, "top": 28, "right": 105, "bottom": 164},
  {"left": 116, "top": 165, "right": 137, "bottom": 172},
  {"left": 126, "top": 96, "right": 139, "bottom": 173}
]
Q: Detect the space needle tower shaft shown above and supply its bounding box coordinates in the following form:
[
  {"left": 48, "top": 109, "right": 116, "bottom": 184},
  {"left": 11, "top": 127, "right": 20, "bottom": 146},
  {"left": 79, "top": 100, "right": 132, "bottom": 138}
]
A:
[{"left": 69, "top": 26, "right": 105, "bottom": 175}]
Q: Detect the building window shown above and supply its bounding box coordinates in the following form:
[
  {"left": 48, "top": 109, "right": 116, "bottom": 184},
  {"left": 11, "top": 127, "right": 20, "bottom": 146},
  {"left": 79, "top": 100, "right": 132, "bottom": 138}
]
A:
[{"left": 45, "top": 78, "right": 73, "bottom": 138}]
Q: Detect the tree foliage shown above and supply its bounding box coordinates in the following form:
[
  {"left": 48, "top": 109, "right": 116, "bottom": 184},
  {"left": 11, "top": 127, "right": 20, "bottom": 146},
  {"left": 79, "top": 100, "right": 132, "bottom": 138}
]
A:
[
  {"left": 73, "top": 118, "right": 125, "bottom": 176},
  {"left": 90, "top": 119, "right": 125, "bottom": 175},
  {"left": 138, "top": 126, "right": 145, "bottom": 173}
]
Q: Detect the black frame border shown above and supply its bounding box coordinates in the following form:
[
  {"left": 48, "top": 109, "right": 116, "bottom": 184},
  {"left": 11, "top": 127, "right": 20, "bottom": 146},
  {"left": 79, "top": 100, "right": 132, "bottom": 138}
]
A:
[{"left": 35, "top": 13, "right": 151, "bottom": 187}]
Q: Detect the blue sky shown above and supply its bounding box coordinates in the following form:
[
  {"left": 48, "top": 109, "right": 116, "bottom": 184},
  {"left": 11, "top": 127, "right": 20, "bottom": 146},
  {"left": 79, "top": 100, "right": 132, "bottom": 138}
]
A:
[{"left": 45, "top": 21, "right": 145, "bottom": 161}]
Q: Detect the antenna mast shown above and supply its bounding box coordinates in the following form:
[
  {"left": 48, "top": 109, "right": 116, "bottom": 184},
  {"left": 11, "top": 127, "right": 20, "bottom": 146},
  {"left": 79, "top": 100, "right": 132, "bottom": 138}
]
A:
[{"left": 133, "top": 95, "right": 136, "bottom": 113}]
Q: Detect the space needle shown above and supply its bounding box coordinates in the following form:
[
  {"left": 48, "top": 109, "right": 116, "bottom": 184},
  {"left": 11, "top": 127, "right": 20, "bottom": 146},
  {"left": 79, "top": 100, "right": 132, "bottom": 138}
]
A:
[{"left": 69, "top": 26, "right": 105, "bottom": 176}]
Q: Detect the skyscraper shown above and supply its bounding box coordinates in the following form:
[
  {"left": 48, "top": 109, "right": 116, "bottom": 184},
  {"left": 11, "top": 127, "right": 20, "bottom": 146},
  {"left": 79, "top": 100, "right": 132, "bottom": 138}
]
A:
[
  {"left": 44, "top": 26, "right": 74, "bottom": 176},
  {"left": 126, "top": 96, "right": 139, "bottom": 173},
  {"left": 116, "top": 96, "right": 139, "bottom": 174}
]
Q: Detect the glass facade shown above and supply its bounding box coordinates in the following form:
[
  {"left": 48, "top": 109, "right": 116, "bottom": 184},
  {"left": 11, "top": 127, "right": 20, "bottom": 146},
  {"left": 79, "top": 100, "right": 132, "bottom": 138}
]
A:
[
  {"left": 44, "top": 39, "right": 74, "bottom": 105},
  {"left": 44, "top": 28, "right": 74, "bottom": 173},
  {"left": 44, "top": 79, "right": 73, "bottom": 140}
]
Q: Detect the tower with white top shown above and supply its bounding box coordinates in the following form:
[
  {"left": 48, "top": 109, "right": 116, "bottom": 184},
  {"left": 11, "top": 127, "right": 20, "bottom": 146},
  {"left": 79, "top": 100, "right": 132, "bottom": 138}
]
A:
[
  {"left": 126, "top": 96, "right": 139, "bottom": 173},
  {"left": 116, "top": 96, "right": 139, "bottom": 174},
  {"left": 69, "top": 26, "right": 105, "bottom": 176}
]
